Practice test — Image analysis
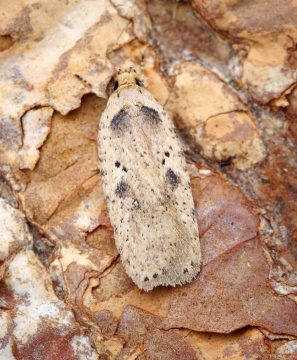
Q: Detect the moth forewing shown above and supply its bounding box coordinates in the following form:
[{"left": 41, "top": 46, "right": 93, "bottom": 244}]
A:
[{"left": 98, "top": 67, "right": 201, "bottom": 291}]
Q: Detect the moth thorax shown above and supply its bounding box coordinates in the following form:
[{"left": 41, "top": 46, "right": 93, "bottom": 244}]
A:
[{"left": 117, "top": 68, "right": 138, "bottom": 88}]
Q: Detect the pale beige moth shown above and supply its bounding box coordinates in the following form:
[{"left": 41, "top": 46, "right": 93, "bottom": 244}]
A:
[{"left": 98, "top": 67, "right": 201, "bottom": 291}]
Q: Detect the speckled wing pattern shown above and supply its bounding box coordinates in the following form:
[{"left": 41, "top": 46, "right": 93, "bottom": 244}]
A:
[{"left": 98, "top": 70, "right": 201, "bottom": 291}]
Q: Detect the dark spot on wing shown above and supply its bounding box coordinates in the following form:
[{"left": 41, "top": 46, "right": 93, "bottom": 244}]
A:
[
  {"left": 115, "top": 180, "right": 130, "bottom": 198},
  {"left": 115, "top": 161, "right": 120, "bottom": 168},
  {"left": 183, "top": 268, "right": 189, "bottom": 274},
  {"left": 140, "top": 106, "right": 162, "bottom": 125},
  {"left": 165, "top": 151, "right": 170, "bottom": 157},
  {"left": 144, "top": 276, "right": 149, "bottom": 282},
  {"left": 166, "top": 168, "right": 180, "bottom": 190},
  {"left": 153, "top": 273, "right": 158, "bottom": 278},
  {"left": 110, "top": 109, "right": 128, "bottom": 131}
]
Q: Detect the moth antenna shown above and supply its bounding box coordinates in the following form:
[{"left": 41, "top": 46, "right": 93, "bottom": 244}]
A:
[{"left": 141, "top": 53, "right": 145, "bottom": 84}]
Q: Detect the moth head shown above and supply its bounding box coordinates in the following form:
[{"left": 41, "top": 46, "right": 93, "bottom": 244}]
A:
[{"left": 116, "top": 67, "right": 142, "bottom": 89}]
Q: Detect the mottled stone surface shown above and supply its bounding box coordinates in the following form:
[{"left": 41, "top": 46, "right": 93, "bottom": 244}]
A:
[{"left": 1, "top": 0, "right": 297, "bottom": 359}]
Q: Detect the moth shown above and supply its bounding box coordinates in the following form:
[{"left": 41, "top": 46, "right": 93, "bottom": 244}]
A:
[{"left": 98, "top": 67, "right": 201, "bottom": 291}]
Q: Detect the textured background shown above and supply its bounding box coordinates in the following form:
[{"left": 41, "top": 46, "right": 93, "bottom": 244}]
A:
[{"left": 1, "top": 0, "right": 297, "bottom": 359}]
